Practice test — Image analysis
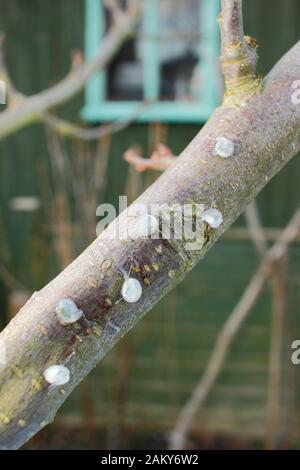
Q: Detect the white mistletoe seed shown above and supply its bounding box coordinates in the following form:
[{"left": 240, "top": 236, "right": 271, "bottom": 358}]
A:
[
  {"left": 44, "top": 365, "right": 70, "bottom": 386},
  {"left": 121, "top": 278, "right": 142, "bottom": 303},
  {"left": 130, "top": 214, "right": 158, "bottom": 239},
  {"left": 203, "top": 208, "right": 223, "bottom": 228},
  {"left": 214, "top": 137, "right": 235, "bottom": 158},
  {"left": 55, "top": 298, "right": 83, "bottom": 324}
]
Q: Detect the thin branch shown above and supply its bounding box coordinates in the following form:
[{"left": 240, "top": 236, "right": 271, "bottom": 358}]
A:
[
  {"left": 169, "top": 266, "right": 267, "bottom": 450},
  {"left": 219, "top": 0, "right": 261, "bottom": 101},
  {"left": 0, "top": 34, "right": 25, "bottom": 108},
  {"left": 169, "top": 210, "right": 300, "bottom": 449},
  {"left": 224, "top": 227, "right": 300, "bottom": 243},
  {"left": 265, "top": 257, "right": 287, "bottom": 449},
  {"left": 103, "top": 0, "right": 124, "bottom": 25},
  {"left": 123, "top": 144, "right": 177, "bottom": 172},
  {"left": 244, "top": 201, "right": 268, "bottom": 257},
  {"left": 221, "top": 0, "right": 244, "bottom": 46},
  {"left": 0, "top": 262, "right": 24, "bottom": 291}
]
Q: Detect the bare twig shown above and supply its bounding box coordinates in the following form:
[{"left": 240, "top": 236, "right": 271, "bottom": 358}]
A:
[
  {"left": 223, "top": 227, "right": 300, "bottom": 244},
  {"left": 103, "top": 0, "right": 124, "bottom": 25},
  {"left": 0, "top": 262, "right": 23, "bottom": 291},
  {"left": 123, "top": 144, "right": 177, "bottom": 172},
  {"left": 265, "top": 257, "right": 287, "bottom": 449},
  {"left": 0, "top": 34, "right": 25, "bottom": 108},
  {"left": 169, "top": 266, "right": 267, "bottom": 450},
  {"left": 169, "top": 210, "right": 300, "bottom": 449},
  {"left": 220, "top": 0, "right": 244, "bottom": 46}
]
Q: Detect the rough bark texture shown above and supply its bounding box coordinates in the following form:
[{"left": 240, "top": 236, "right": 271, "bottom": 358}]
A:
[{"left": 0, "top": 34, "right": 300, "bottom": 449}]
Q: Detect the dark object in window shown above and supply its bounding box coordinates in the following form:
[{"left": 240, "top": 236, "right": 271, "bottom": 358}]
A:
[{"left": 160, "top": 51, "right": 199, "bottom": 101}]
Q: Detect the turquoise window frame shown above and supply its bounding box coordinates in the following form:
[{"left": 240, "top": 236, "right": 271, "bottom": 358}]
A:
[{"left": 81, "top": 0, "right": 221, "bottom": 124}]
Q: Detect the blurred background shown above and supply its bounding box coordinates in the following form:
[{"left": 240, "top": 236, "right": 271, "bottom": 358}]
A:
[{"left": 0, "top": 0, "right": 300, "bottom": 450}]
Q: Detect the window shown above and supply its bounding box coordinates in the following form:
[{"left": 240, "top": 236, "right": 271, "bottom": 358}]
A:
[{"left": 82, "top": 0, "right": 220, "bottom": 123}]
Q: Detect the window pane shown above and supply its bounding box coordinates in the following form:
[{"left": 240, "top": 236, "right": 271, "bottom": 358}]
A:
[
  {"left": 105, "top": 0, "right": 143, "bottom": 101},
  {"left": 104, "top": 0, "right": 204, "bottom": 103}
]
